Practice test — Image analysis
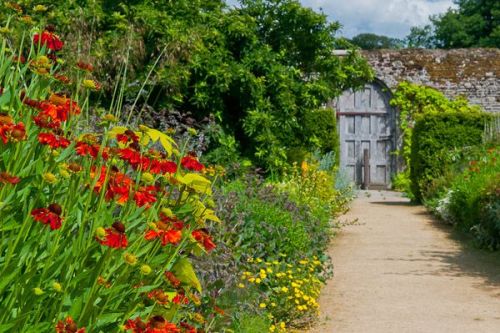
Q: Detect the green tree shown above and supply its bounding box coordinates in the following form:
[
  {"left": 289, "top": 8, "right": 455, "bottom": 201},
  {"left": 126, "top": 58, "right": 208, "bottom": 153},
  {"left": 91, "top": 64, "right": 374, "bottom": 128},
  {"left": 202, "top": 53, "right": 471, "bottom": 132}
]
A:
[
  {"left": 350, "top": 33, "right": 404, "bottom": 50},
  {"left": 3, "top": 0, "right": 373, "bottom": 172},
  {"left": 406, "top": 0, "right": 500, "bottom": 48},
  {"left": 406, "top": 25, "right": 436, "bottom": 48}
]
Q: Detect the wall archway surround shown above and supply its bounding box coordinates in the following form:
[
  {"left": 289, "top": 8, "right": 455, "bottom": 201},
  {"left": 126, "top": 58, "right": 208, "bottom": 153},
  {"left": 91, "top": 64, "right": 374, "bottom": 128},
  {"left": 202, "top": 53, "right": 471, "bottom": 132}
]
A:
[{"left": 335, "top": 80, "right": 397, "bottom": 189}]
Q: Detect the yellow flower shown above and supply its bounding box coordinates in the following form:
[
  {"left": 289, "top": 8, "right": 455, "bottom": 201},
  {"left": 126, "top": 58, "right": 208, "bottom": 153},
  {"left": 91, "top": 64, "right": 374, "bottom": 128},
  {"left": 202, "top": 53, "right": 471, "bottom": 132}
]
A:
[
  {"left": 193, "top": 313, "right": 205, "bottom": 324},
  {"left": 255, "top": 278, "right": 262, "bottom": 284},
  {"left": 259, "top": 303, "right": 266, "bottom": 308},
  {"left": 42, "top": 172, "right": 57, "bottom": 184},
  {"left": 238, "top": 283, "right": 245, "bottom": 288},
  {"left": 279, "top": 322, "right": 286, "bottom": 329},
  {"left": 102, "top": 113, "right": 118, "bottom": 123},
  {"left": 140, "top": 264, "right": 152, "bottom": 275},
  {"left": 269, "top": 325, "right": 276, "bottom": 332},
  {"left": 82, "top": 79, "right": 101, "bottom": 90},
  {"left": 281, "top": 287, "right": 289, "bottom": 293},
  {"left": 33, "top": 5, "right": 48, "bottom": 12}
]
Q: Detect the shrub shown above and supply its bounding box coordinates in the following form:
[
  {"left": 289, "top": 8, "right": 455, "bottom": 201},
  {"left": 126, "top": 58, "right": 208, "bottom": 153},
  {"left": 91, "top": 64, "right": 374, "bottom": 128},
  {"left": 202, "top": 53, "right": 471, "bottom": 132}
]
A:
[
  {"left": 410, "top": 111, "right": 491, "bottom": 202},
  {"left": 447, "top": 147, "right": 500, "bottom": 249},
  {"left": 301, "top": 108, "right": 339, "bottom": 159}
]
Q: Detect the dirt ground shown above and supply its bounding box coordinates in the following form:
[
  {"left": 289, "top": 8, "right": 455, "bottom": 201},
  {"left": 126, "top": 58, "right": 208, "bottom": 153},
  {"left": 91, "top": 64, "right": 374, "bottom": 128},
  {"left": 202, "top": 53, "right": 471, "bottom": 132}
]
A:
[{"left": 309, "top": 190, "right": 500, "bottom": 333}]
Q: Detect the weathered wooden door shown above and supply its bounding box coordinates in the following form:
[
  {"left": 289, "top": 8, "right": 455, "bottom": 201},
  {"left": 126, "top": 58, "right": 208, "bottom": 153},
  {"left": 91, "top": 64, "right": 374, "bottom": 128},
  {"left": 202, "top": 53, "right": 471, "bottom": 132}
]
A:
[{"left": 336, "top": 82, "right": 395, "bottom": 189}]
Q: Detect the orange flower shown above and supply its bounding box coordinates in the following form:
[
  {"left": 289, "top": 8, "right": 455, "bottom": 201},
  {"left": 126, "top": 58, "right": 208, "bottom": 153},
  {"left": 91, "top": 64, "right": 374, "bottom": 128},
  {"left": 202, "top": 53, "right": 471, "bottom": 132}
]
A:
[
  {"left": 55, "top": 316, "right": 85, "bottom": 333},
  {"left": 124, "top": 315, "right": 181, "bottom": 333}
]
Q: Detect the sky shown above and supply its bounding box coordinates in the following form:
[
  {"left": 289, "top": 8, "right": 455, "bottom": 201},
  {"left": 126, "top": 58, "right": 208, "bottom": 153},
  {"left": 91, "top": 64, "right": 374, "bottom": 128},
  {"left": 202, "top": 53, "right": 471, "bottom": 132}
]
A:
[{"left": 226, "top": 0, "right": 456, "bottom": 39}]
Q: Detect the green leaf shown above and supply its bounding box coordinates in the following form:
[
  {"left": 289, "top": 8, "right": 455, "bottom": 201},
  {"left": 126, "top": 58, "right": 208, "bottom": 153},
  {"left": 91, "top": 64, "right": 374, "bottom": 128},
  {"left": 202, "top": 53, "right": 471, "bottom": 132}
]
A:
[{"left": 172, "top": 257, "right": 202, "bottom": 293}]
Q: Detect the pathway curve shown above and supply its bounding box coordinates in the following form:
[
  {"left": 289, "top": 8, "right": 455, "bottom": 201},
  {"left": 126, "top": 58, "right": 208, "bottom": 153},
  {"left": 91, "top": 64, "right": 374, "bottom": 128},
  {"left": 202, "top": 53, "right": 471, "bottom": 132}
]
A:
[{"left": 310, "top": 190, "right": 500, "bottom": 333}]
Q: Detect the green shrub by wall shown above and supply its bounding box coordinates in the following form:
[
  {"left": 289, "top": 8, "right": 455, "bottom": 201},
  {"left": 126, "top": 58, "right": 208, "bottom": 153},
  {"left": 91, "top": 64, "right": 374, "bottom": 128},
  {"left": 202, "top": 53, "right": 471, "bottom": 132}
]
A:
[{"left": 410, "top": 112, "right": 491, "bottom": 202}]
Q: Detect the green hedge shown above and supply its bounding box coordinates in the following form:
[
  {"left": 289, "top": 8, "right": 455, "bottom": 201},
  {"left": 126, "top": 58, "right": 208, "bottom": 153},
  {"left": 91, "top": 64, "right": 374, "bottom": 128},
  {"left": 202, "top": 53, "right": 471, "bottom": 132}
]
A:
[{"left": 410, "top": 112, "right": 491, "bottom": 202}]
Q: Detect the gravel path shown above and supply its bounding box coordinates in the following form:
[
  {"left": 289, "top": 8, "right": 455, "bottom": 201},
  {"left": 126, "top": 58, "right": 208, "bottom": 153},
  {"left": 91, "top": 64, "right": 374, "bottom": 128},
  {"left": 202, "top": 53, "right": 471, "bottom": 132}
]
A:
[{"left": 310, "top": 190, "right": 500, "bottom": 333}]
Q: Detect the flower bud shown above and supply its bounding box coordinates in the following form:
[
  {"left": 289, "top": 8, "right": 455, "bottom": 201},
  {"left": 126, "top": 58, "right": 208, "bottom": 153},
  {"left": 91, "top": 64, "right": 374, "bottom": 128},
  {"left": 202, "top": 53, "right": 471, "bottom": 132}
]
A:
[
  {"left": 95, "top": 227, "right": 106, "bottom": 238},
  {"left": 33, "top": 287, "right": 44, "bottom": 295},
  {"left": 52, "top": 281, "right": 63, "bottom": 292},
  {"left": 123, "top": 253, "right": 137, "bottom": 266},
  {"left": 140, "top": 264, "right": 152, "bottom": 275}
]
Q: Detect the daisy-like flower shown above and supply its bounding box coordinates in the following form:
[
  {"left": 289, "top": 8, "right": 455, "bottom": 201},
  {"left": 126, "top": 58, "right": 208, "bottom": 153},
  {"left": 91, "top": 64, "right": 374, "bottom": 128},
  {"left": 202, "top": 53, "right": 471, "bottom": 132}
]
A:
[
  {"left": 33, "top": 25, "right": 64, "bottom": 51},
  {"left": 97, "top": 221, "right": 128, "bottom": 249},
  {"left": 124, "top": 315, "right": 180, "bottom": 333},
  {"left": 164, "top": 271, "right": 181, "bottom": 288},
  {"left": 192, "top": 229, "right": 216, "bottom": 252},
  {"left": 147, "top": 289, "right": 170, "bottom": 305},
  {"left": 0, "top": 171, "right": 20, "bottom": 184},
  {"left": 180, "top": 154, "right": 204, "bottom": 171},
  {"left": 133, "top": 186, "right": 157, "bottom": 207},
  {"left": 55, "top": 316, "right": 85, "bottom": 333},
  {"left": 31, "top": 203, "right": 63, "bottom": 230},
  {"left": 145, "top": 229, "right": 182, "bottom": 246},
  {"left": 172, "top": 293, "right": 189, "bottom": 305},
  {"left": 76, "top": 60, "right": 94, "bottom": 72},
  {"left": 38, "top": 132, "right": 71, "bottom": 149}
]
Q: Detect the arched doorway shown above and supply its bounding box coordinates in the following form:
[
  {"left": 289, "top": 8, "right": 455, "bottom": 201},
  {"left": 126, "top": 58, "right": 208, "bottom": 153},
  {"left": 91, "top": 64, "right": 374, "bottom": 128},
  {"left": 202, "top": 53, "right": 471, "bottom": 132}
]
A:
[{"left": 335, "top": 81, "right": 396, "bottom": 189}]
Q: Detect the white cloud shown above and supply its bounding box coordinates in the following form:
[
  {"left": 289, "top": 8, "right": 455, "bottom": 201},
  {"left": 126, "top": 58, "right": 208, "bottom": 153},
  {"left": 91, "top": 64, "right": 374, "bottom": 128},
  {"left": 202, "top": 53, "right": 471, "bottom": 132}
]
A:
[
  {"left": 305, "top": 0, "right": 455, "bottom": 38},
  {"left": 226, "top": 0, "right": 456, "bottom": 39}
]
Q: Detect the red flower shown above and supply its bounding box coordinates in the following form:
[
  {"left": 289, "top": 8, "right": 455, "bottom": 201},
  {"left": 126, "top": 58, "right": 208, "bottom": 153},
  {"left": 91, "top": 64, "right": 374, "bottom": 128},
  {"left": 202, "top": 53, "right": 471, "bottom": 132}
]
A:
[
  {"left": 0, "top": 114, "right": 26, "bottom": 144},
  {"left": 54, "top": 74, "right": 71, "bottom": 85},
  {"left": 161, "top": 161, "right": 178, "bottom": 174},
  {"left": 55, "top": 316, "right": 85, "bottom": 333},
  {"left": 0, "top": 171, "right": 20, "bottom": 185},
  {"left": 33, "top": 30, "right": 64, "bottom": 52},
  {"left": 38, "top": 132, "right": 71, "bottom": 149},
  {"left": 172, "top": 293, "right": 189, "bottom": 305},
  {"left": 134, "top": 186, "right": 157, "bottom": 207},
  {"left": 147, "top": 289, "right": 170, "bottom": 305},
  {"left": 76, "top": 60, "right": 94, "bottom": 72},
  {"left": 76, "top": 142, "right": 108, "bottom": 160},
  {"left": 106, "top": 172, "right": 133, "bottom": 204},
  {"left": 117, "top": 129, "right": 139, "bottom": 144},
  {"left": 124, "top": 316, "right": 180, "bottom": 333},
  {"left": 164, "top": 271, "right": 181, "bottom": 288},
  {"left": 192, "top": 229, "right": 216, "bottom": 252},
  {"left": 31, "top": 204, "right": 63, "bottom": 230},
  {"left": 97, "top": 221, "right": 128, "bottom": 249},
  {"left": 181, "top": 155, "right": 204, "bottom": 171},
  {"left": 179, "top": 322, "right": 197, "bottom": 333},
  {"left": 119, "top": 148, "right": 142, "bottom": 168}
]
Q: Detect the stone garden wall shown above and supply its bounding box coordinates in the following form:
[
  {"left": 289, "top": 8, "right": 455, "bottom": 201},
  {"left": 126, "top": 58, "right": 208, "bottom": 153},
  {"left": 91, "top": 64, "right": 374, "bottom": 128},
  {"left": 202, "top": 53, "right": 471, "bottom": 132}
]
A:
[{"left": 363, "top": 48, "right": 500, "bottom": 113}]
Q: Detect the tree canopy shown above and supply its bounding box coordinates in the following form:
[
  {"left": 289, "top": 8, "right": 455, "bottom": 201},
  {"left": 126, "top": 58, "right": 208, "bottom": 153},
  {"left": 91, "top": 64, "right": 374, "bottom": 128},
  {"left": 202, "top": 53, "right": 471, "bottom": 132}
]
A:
[
  {"left": 406, "top": 0, "right": 500, "bottom": 48},
  {"left": 2, "top": 0, "right": 372, "bottom": 172},
  {"left": 350, "top": 33, "right": 404, "bottom": 50}
]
